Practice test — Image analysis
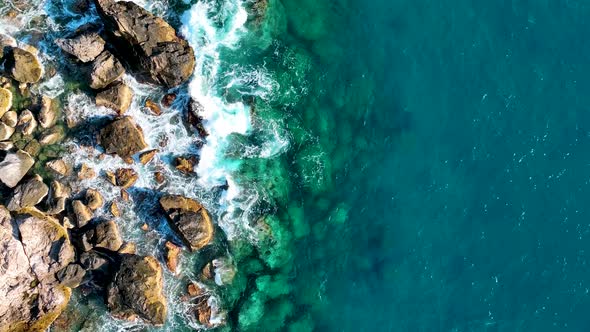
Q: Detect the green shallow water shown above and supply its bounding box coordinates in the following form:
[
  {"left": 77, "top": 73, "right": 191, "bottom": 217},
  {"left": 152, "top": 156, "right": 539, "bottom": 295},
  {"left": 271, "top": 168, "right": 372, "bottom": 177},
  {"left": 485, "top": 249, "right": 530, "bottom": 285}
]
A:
[{"left": 227, "top": 0, "right": 590, "bottom": 331}]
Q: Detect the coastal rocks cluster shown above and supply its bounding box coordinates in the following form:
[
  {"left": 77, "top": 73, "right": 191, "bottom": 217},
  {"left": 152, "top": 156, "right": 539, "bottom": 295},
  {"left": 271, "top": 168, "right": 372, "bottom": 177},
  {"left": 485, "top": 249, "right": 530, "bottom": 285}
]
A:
[{"left": 0, "top": 0, "right": 226, "bottom": 330}]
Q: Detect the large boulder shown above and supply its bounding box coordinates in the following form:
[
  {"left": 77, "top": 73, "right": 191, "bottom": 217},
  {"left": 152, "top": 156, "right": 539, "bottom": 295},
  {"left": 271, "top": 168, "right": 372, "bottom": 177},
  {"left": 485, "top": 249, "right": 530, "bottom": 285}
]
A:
[
  {"left": 55, "top": 32, "right": 105, "bottom": 63},
  {"left": 107, "top": 254, "right": 167, "bottom": 325},
  {"left": 6, "top": 174, "right": 49, "bottom": 211},
  {"left": 89, "top": 50, "right": 125, "bottom": 89},
  {"left": 99, "top": 116, "right": 147, "bottom": 159},
  {"left": 0, "top": 207, "right": 74, "bottom": 331},
  {"left": 94, "top": 0, "right": 195, "bottom": 87},
  {"left": 0, "top": 150, "right": 35, "bottom": 188},
  {"left": 4, "top": 47, "right": 43, "bottom": 83},
  {"left": 0, "top": 87, "right": 12, "bottom": 118},
  {"left": 159, "top": 195, "right": 214, "bottom": 251},
  {"left": 78, "top": 220, "right": 123, "bottom": 252},
  {"left": 95, "top": 81, "right": 133, "bottom": 114}
]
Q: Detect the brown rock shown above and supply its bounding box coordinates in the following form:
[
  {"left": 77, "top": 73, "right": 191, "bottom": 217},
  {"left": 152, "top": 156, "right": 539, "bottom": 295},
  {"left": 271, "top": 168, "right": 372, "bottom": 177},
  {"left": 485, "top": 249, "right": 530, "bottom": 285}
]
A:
[
  {"left": 118, "top": 242, "right": 137, "bottom": 254},
  {"left": 0, "top": 87, "right": 12, "bottom": 118},
  {"left": 77, "top": 163, "right": 96, "bottom": 180},
  {"left": 201, "top": 262, "right": 214, "bottom": 280},
  {"left": 56, "top": 32, "right": 105, "bottom": 63},
  {"left": 79, "top": 220, "right": 123, "bottom": 252},
  {"left": 110, "top": 201, "right": 120, "bottom": 217},
  {"left": 105, "top": 170, "right": 117, "bottom": 185},
  {"left": 72, "top": 200, "right": 93, "bottom": 228},
  {"left": 164, "top": 241, "right": 181, "bottom": 274},
  {"left": 85, "top": 188, "right": 104, "bottom": 210},
  {"left": 139, "top": 149, "right": 157, "bottom": 165},
  {"left": 121, "top": 189, "right": 130, "bottom": 202},
  {"left": 96, "top": 81, "right": 133, "bottom": 114},
  {"left": 17, "top": 109, "right": 37, "bottom": 136},
  {"left": 89, "top": 50, "right": 125, "bottom": 89},
  {"left": 5, "top": 47, "right": 43, "bottom": 83},
  {"left": 140, "top": 223, "right": 149, "bottom": 231},
  {"left": 99, "top": 116, "right": 148, "bottom": 159},
  {"left": 145, "top": 99, "right": 161, "bottom": 116},
  {"left": 0, "top": 150, "right": 35, "bottom": 188},
  {"left": 0, "top": 122, "right": 14, "bottom": 140},
  {"left": 46, "top": 158, "right": 70, "bottom": 176},
  {"left": 7, "top": 174, "right": 49, "bottom": 211},
  {"left": 154, "top": 171, "right": 165, "bottom": 184},
  {"left": 38, "top": 95, "right": 58, "bottom": 129},
  {"left": 175, "top": 156, "right": 197, "bottom": 175},
  {"left": 159, "top": 195, "right": 214, "bottom": 251},
  {"left": 161, "top": 93, "right": 176, "bottom": 107},
  {"left": 115, "top": 168, "right": 138, "bottom": 188},
  {"left": 39, "top": 126, "right": 65, "bottom": 145},
  {"left": 106, "top": 255, "right": 167, "bottom": 325},
  {"left": 2, "top": 110, "right": 17, "bottom": 127}
]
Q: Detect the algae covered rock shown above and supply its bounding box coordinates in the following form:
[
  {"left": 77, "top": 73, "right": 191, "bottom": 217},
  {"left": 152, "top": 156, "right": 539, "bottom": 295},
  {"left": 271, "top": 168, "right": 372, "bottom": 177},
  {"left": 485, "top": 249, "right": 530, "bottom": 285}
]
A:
[
  {"left": 99, "top": 116, "right": 147, "bottom": 159},
  {"left": 94, "top": 0, "right": 195, "bottom": 87},
  {"left": 0, "top": 150, "right": 34, "bottom": 188},
  {"left": 159, "top": 195, "right": 214, "bottom": 251},
  {"left": 0, "top": 87, "right": 12, "bottom": 118},
  {"left": 107, "top": 254, "right": 167, "bottom": 325}
]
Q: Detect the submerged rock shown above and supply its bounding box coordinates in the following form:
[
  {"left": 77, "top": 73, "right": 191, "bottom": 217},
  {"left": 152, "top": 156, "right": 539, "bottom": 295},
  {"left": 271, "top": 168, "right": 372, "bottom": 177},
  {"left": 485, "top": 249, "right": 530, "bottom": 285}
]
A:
[
  {"left": 56, "top": 32, "right": 105, "bottom": 63},
  {"left": 99, "top": 116, "right": 147, "bottom": 159},
  {"left": 94, "top": 0, "right": 195, "bottom": 87},
  {"left": 0, "top": 150, "right": 35, "bottom": 188},
  {"left": 95, "top": 81, "right": 133, "bottom": 114},
  {"left": 0, "top": 87, "right": 12, "bottom": 118},
  {"left": 5, "top": 47, "right": 43, "bottom": 83},
  {"left": 89, "top": 51, "right": 125, "bottom": 89},
  {"left": 7, "top": 174, "right": 49, "bottom": 211},
  {"left": 107, "top": 254, "right": 167, "bottom": 325},
  {"left": 159, "top": 195, "right": 214, "bottom": 251}
]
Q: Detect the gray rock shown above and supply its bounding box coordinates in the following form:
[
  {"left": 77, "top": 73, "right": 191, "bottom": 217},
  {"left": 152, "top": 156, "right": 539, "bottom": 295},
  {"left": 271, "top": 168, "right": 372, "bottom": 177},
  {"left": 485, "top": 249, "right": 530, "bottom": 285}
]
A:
[
  {"left": 89, "top": 50, "right": 125, "bottom": 89},
  {"left": 95, "top": 81, "right": 133, "bottom": 114},
  {"left": 79, "top": 219, "right": 123, "bottom": 252},
  {"left": 56, "top": 263, "right": 87, "bottom": 288},
  {"left": 0, "top": 150, "right": 34, "bottom": 188},
  {"left": 7, "top": 174, "right": 49, "bottom": 211},
  {"left": 56, "top": 32, "right": 105, "bottom": 63}
]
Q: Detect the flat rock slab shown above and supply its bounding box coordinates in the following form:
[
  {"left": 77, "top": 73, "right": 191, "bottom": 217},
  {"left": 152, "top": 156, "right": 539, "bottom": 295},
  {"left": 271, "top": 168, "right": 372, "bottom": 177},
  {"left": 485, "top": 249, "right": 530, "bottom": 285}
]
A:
[
  {"left": 0, "top": 150, "right": 35, "bottom": 188},
  {"left": 56, "top": 32, "right": 105, "bottom": 63}
]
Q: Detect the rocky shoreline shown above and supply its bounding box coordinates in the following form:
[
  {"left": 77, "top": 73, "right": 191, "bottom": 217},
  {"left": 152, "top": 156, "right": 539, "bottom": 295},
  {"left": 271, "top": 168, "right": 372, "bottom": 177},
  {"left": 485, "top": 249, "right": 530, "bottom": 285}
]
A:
[{"left": 0, "top": 0, "right": 224, "bottom": 330}]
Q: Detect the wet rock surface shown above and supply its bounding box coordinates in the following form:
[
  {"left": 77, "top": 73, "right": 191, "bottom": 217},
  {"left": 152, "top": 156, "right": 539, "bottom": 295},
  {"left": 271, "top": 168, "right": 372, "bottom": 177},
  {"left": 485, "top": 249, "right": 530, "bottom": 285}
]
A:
[
  {"left": 159, "top": 195, "right": 214, "bottom": 251},
  {"left": 95, "top": 81, "right": 133, "bottom": 114},
  {"left": 56, "top": 32, "right": 106, "bottom": 63},
  {"left": 99, "top": 116, "right": 147, "bottom": 159},
  {"left": 89, "top": 51, "right": 125, "bottom": 89}
]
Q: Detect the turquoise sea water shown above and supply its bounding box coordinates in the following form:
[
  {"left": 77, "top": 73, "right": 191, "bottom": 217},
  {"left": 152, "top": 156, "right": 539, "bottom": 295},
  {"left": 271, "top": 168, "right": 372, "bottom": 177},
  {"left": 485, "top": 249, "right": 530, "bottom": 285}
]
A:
[{"left": 4, "top": 0, "right": 590, "bottom": 330}]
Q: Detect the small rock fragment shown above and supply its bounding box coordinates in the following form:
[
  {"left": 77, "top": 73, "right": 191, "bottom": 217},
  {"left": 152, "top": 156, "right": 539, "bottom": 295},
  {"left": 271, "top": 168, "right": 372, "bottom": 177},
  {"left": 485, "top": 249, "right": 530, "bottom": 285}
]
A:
[
  {"left": 164, "top": 241, "right": 181, "bottom": 274},
  {"left": 145, "top": 99, "right": 161, "bottom": 116},
  {"left": 115, "top": 168, "right": 138, "bottom": 188},
  {"left": 77, "top": 163, "right": 96, "bottom": 180},
  {"left": 85, "top": 188, "right": 104, "bottom": 210},
  {"left": 139, "top": 149, "right": 158, "bottom": 165}
]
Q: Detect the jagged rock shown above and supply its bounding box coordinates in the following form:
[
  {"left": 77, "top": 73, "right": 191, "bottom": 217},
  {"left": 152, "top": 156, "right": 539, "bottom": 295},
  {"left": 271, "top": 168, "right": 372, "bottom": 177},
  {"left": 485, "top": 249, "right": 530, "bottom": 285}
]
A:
[
  {"left": 139, "top": 149, "right": 157, "bottom": 165},
  {"left": 0, "top": 122, "right": 14, "bottom": 140},
  {"left": 72, "top": 200, "right": 93, "bottom": 228},
  {"left": 0, "top": 87, "right": 12, "bottom": 118},
  {"left": 79, "top": 220, "right": 123, "bottom": 252},
  {"left": 110, "top": 201, "right": 121, "bottom": 217},
  {"left": 46, "top": 158, "right": 70, "bottom": 176},
  {"left": 38, "top": 95, "right": 57, "bottom": 128},
  {"left": 115, "top": 168, "right": 138, "bottom": 188},
  {"left": 89, "top": 51, "right": 125, "bottom": 89},
  {"left": 105, "top": 170, "right": 117, "bottom": 185},
  {"left": 4, "top": 47, "right": 43, "bottom": 83},
  {"left": 56, "top": 32, "right": 105, "bottom": 63},
  {"left": 159, "top": 195, "right": 214, "bottom": 251},
  {"left": 175, "top": 156, "right": 197, "bottom": 174},
  {"left": 77, "top": 163, "right": 96, "bottom": 179},
  {"left": 121, "top": 189, "right": 130, "bottom": 202},
  {"left": 46, "top": 180, "right": 69, "bottom": 215},
  {"left": 39, "top": 126, "right": 65, "bottom": 145},
  {"left": 95, "top": 81, "right": 133, "bottom": 114},
  {"left": 145, "top": 99, "right": 161, "bottom": 116},
  {"left": 0, "top": 141, "right": 13, "bottom": 150},
  {"left": 187, "top": 100, "right": 208, "bottom": 138},
  {"left": 2, "top": 110, "right": 17, "bottom": 127},
  {"left": 154, "top": 171, "right": 165, "bottom": 184},
  {"left": 118, "top": 242, "right": 136, "bottom": 254},
  {"left": 107, "top": 255, "right": 167, "bottom": 325},
  {"left": 7, "top": 174, "right": 49, "bottom": 211},
  {"left": 79, "top": 250, "right": 115, "bottom": 287},
  {"left": 17, "top": 109, "right": 37, "bottom": 136},
  {"left": 164, "top": 241, "right": 181, "bottom": 274},
  {"left": 94, "top": 0, "right": 195, "bottom": 88},
  {"left": 86, "top": 189, "right": 104, "bottom": 210},
  {"left": 56, "top": 263, "right": 86, "bottom": 288},
  {"left": 0, "top": 150, "right": 34, "bottom": 188},
  {"left": 99, "top": 116, "right": 147, "bottom": 159},
  {"left": 47, "top": 197, "right": 66, "bottom": 215}
]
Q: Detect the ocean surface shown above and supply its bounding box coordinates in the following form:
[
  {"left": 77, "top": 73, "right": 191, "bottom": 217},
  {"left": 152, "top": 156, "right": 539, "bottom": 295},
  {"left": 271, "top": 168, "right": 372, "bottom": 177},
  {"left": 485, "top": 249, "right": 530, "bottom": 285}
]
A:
[{"left": 3, "top": 0, "right": 590, "bottom": 330}]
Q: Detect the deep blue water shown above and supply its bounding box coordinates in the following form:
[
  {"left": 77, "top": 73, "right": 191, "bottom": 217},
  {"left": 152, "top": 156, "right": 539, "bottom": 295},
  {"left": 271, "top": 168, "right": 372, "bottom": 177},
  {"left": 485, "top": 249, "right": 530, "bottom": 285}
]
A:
[{"left": 287, "top": 0, "right": 590, "bottom": 330}]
